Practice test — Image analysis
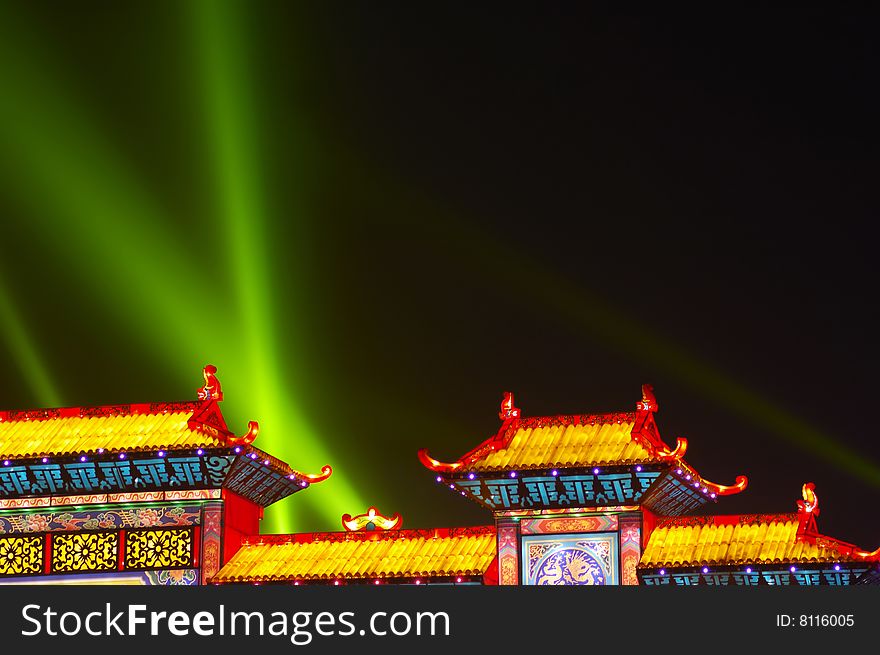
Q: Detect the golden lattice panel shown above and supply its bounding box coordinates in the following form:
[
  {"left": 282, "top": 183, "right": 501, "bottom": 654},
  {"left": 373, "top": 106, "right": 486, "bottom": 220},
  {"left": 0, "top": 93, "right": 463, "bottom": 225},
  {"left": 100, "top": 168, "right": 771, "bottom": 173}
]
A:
[
  {"left": 0, "top": 535, "right": 44, "bottom": 576},
  {"left": 125, "top": 528, "right": 193, "bottom": 569},
  {"left": 52, "top": 532, "right": 119, "bottom": 573}
]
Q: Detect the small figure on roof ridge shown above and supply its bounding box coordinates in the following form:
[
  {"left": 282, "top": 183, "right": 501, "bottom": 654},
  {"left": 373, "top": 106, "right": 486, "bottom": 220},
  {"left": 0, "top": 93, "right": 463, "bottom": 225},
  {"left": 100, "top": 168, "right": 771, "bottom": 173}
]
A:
[
  {"left": 499, "top": 391, "right": 520, "bottom": 420},
  {"left": 796, "top": 481, "right": 820, "bottom": 535},
  {"left": 198, "top": 364, "right": 223, "bottom": 401},
  {"left": 637, "top": 384, "right": 658, "bottom": 412},
  {"left": 798, "top": 482, "right": 819, "bottom": 516}
]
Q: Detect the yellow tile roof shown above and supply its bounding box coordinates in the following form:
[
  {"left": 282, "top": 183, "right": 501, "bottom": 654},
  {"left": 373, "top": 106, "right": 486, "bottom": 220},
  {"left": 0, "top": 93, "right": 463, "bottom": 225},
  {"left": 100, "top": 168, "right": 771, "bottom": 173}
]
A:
[
  {"left": 640, "top": 515, "right": 865, "bottom": 567},
  {"left": 212, "top": 527, "right": 497, "bottom": 583},
  {"left": 468, "top": 419, "right": 656, "bottom": 471},
  {"left": 419, "top": 410, "right": 748, "bottom": 499},
  {"left": 0, "top": 402, "right": 222, "bottom": 458}
]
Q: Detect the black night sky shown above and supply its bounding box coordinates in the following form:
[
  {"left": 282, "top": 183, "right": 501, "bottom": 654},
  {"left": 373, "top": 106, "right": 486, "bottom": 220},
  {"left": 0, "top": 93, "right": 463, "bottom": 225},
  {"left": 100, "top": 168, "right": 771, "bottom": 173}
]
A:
[{"left": 0, "top": 4, "right": 878, "bottom": 546}]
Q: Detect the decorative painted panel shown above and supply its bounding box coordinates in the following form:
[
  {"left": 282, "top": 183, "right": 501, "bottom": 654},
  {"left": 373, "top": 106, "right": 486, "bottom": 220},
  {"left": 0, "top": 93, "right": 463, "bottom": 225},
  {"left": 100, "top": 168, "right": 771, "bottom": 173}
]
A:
[
  {"left": 52, "top": 495, "right": 111, "bottom": 506},
  {"left": 762, "top": 571, "right": 791, "bottom": 586},
  {"left": 790, "top": 571, "right": 819, "bottom": 585},
  {"left": 125, "top": 529, "right": 193, "bottom": 569},
  {"left": 0, "top": 570, "right": 201, "bottom": 585},
  {"left": 200, "top": 503, "right": 222, "bottom": 584},
  {"left": 0, "top": 456, "right": 234, "bottom": 498},
  {"left": 453, "top": 470, "right": 661, "bottom": 511},
  {"left": 520, "top": 515, "right": 617, "bottom": 535},
  {"left": 672, "top": 573, "right": 701, "bottom": 585},
  {"left": 107, "top": 492, "right": 165, "bottom": 503},
  {"left": 0, "top": 534, "right": 43, "bottom": 575},
  {"left": 224, "top": 458, "right": 302, "bottom": 506},
  {"left": 825, "top": 569, "right": 866, "bottom": 585},
  {"left": 496, "top": 506, "right": 639, "bottom": 518},
  {"left": 640, "top": 574, "right": 671, "bottom": 586},
  {"left": 52, "top": 532, "right": 118, "bottom": 572},
  {"left": 497, "top": 521, "right": 519, "bottom": 586},
  {"left": 165, "top": 489, "right": 222, "bottom": 501},
  {"left": 704, "top": 573, "right": 731, "bottom": 585},
  {"left": 522, "top": 533, "right": 618, "bottom": 585},
  {"left": 0, "top": 491, "right": 219, "bottom": 509},
  {"left": 639, "top": 567, "right": 870, "bottom": 586},
  {"left": 619, "top": 514, "right": 640, "bottom": 586},
  {"left": 0, "top": 505, "right": 201, "bottom": 535},
  {"left": 640, "top": 471, "right": 711, "bottom": 516},
  {"left": 730, "top": 572, "right": 762, "bottom": 586},
  {"left": 143, "top": 569, "right": 200, "bottom": 585},
  {"left": 0, "top": 497, "right": 52, "bottom": 510}
]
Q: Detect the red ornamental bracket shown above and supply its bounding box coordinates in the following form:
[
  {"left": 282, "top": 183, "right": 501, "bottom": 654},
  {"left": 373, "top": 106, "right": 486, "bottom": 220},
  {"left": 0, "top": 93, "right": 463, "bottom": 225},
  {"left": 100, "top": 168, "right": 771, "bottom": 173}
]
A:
[
  {"left": 655, "top": 437, "right": 688, "bottom": 461},
  {"left": 704, "top": 475, "right": 749, "bottom": 496},
  {"left": 855, "top": 544, "right": 880, "bottom": 559},
  {"left": 302, "top": 465, "right": 333, "bottom": 483},
  {"left": 417, "top": 449, "right": 463, "bottom": 473},
  {"left": 228, "top": 421, "right": 259, "bottom": 446},
  {"left": 419, "top": 390, "right": 525, "bottom": 473}
]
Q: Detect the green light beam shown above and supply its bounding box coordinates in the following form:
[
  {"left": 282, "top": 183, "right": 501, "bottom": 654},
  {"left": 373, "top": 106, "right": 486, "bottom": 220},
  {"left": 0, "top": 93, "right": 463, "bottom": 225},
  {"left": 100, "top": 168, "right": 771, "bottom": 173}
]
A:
[
  {"left": 326, "top": 153, "right": 880, "bottom": 487},
  {"left": 440, "top": 215, "right": 880, "bottom": 486},
  {"left": 0, "top": 12, "right": 212, "bottom": 358},
  {"left": 188, "top": 0, "right": 364, "bottom": 531},
  {"left": 0, "top": 8, "right": 361, "bottom": 532},
  {"left": 0, "top": 281, "right": 63, "bottom": 407}
]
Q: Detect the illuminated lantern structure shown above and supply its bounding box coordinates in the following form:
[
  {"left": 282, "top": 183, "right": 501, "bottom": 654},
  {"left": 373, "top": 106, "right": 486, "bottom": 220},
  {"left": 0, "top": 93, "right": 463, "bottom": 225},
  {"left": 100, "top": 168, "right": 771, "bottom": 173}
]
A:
[
  {"left": 212, "top": 385, "right": 880, "bottom": 586},
  {"left": 0, "top": 366, "right": 331, "bottom": 584},
  {"left": 414, "top": 386, "right": 753, "bottom": 586},
  {"left": 2, "top": 375, "right": 878, "bottom": 586},
  {"left": 413, "top": 387, "right": 880, "bottom": 586},
  {"left": 213, "top": 519, "right": 499, "bottom": 586}
]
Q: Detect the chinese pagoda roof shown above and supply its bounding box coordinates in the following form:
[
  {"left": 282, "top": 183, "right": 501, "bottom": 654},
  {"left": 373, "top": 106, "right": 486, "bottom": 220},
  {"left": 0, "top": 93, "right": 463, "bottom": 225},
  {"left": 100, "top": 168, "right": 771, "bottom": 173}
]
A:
[
  {"left": 444, "top": 414, "right": 659, "bottom": 472},
  {"left": 0, "top": 401, "right": 224, "bottom": 459},
  {"left": 419, "top": 387, "right": 691, "bottom": 474},
  {"left": 210, "top": 526, "right": 498, "bottom": 584},
  {"left": 639, "top": 514, "right": 880, "bottom": 568},
  {"left": 419, "top": 388, "right": 747, "bottom": 514},
  {"left": 0, "top": 366, "right": 332, "bottom": 507}
]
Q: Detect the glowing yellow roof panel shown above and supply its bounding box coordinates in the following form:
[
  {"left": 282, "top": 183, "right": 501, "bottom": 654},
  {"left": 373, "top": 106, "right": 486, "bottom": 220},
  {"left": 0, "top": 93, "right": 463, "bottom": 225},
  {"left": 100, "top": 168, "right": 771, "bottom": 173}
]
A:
[
  {"left": 212, "top": 527, "right": 497, "bottom": 583},
  {"left": 0, "top": 403, "right": 223, "bottom": 458},
  {"left": 469, "top": 420, "right": 656, "bottom": 471},
  {"left": 640, "top": 515, "right": 862, "bottom": 567}
]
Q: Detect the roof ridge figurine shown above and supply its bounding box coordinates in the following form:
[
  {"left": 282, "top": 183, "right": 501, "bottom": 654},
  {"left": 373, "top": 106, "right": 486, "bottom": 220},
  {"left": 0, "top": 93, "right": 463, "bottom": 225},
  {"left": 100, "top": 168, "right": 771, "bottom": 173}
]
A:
[
  {"left": 198, "top": 364, "right": 223, "bottom": 401},
  {"left": 499, "top": 391, "right": 520, "bottom": 420},
  {"left": 636, "top": 383, "right": 658, "bottom": 412}
]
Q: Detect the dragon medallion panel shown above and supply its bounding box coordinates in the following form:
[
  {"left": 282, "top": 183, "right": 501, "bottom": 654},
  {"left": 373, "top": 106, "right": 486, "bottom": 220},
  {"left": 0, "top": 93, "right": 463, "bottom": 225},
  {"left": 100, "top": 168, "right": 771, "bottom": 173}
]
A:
[{"left": 522, "top": 532, "right": 618, "bottom": 586}]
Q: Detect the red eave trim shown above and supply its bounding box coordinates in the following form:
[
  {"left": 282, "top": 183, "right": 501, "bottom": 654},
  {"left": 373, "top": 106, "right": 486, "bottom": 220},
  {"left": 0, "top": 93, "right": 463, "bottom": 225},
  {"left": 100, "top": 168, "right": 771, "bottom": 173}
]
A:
[
  {"left": 800, "top": 531, "right": 880, "bottom": 561},
  {"left": 657, "top": 513, "right": 799, "bottom": 529},
  {"left": 653, "top": 513, "right": 880, "bottom": 561},
  {"left": 418, "top": 411, "right": 639, "bottom": 473},
  {"left": 0, "top": 400, "right": 204, "bottom": 424}
]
